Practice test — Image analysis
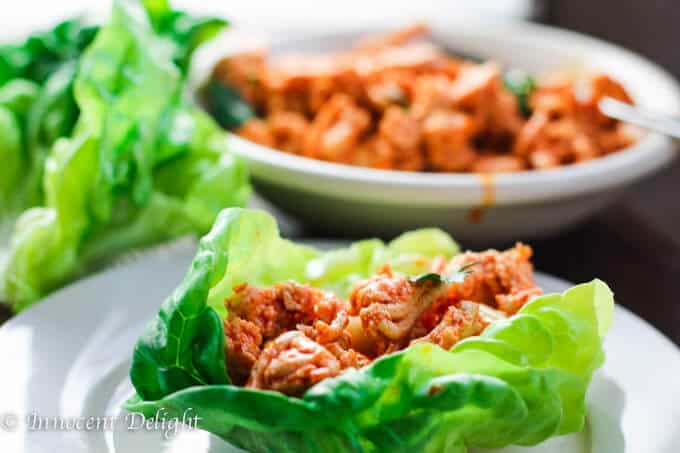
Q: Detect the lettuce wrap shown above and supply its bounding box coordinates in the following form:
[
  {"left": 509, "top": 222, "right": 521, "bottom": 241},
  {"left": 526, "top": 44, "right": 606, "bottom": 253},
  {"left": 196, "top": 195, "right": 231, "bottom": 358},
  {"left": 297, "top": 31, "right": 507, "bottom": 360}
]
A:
[
  {"left": 0, "top": 0, "right": 250, "bottom": 310},
  {"left": 127, "top": 208, "right": 614, "bottom": 453}
]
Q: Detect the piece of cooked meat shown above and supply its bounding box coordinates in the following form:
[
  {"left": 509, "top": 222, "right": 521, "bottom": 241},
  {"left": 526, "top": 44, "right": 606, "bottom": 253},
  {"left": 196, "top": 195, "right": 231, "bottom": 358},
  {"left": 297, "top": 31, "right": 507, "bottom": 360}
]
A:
[
  {"left": 411, "top": 301, "right": 487, "bottom": 350},
  {"left": 227, "top": 280, "right": 349, "bottom": 341},
  {"left": 224, "top": 318, "right": 263, "bottom": 384},
  {"left": 379, "top": 106, "right": 421, "bottom": 151},
  {"left": 268, "top": 111, "right": 310, "bottom": 154},
  {"left": 303, "top": 93, "right": 371, "bottom": 162},
  {"left": 246, "top": 331, "right": 342, "bottom": 396},
  {"left": 236, "top": 119, "right": 275, "bottom": 148},
  {"left": 225, "top": 281, "right": 355, "bottom": 381},
  {"left": 324, "top": 340, "right": 372, "bottom": 370},
  {"left": 421, "top": 110, "right": 477, "bottom": 171},
  {"left": 445, "top": 243, "right": 542, "bottom": 313},
  {"left": 449, "top": 62, "right": 500, "bottom": 110},
  {"left": 212, "top": 51, "right": 267, "bottom": 107},
  {"left": 348, "top": 266, "right": 453, "bottom": 354}
]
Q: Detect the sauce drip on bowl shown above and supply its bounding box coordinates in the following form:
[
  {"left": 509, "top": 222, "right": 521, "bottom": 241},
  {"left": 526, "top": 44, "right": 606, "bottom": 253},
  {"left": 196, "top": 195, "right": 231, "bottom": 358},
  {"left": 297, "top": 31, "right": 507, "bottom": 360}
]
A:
[{"left": 467, "top": 173, "right": 496, "bottom": 224}]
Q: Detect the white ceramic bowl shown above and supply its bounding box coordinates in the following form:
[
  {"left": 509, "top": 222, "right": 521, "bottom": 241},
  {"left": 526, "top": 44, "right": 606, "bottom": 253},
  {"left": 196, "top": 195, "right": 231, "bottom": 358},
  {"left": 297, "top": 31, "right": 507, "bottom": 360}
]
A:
[{"left": 200, "top": 19, "right": 680, "bottom": 243}]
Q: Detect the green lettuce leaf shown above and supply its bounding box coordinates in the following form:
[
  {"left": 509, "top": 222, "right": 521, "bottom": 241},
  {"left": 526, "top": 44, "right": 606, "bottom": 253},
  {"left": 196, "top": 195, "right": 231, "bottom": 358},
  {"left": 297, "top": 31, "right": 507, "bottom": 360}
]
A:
[
  {"left": 0, "top": 0, "right": 249, "bottom": 310},
  {"left": 0, "top": 105, "right": 23, "bottom": 212},
  {"left": 0, "top": 20, "right": 95, "bottom": 232},
  {"left": 0, "top": 18, "right": 97, "bottom": 86},
  {"left": 127, "top": 208, "right": 614, "bottom": 453},
  {"left": 0, "top": 4, "right": 230, "bottom": 229},
  {"left": 143, "top": 0, "right": 228, "bottom": 72}
]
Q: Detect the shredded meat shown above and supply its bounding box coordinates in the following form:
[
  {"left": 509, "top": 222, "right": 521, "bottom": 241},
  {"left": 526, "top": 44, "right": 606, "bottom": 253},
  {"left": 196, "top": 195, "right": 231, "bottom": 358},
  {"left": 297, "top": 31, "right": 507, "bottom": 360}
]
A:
[
  {"left": 246, "top": 331, "right": 342, "bottom": 396},
  {"left": 224, "top": 318, "right": 262, "bottom": 384},
  {"left": 237, "top": 119, "right": 275, "bottom": 148},
  {"left": 513, "top": 75, "right": 640, "bottom": 168},
  {"left": 379, "top": 107, "right": 422, "bottom": 156},
  {"left": 227, "top": 280, "right": 348, "bottom": 340},
  {"left": 411, "top": 301, "right": 486, "bottom": 350},
  {"left": 224, "top": 281, "right": 352, "bottom": 381},
  {"left": 348, "top": 266, "right": 453, "bottom": 355},
  {"left": 445, "top": 243, "right": 542, "bottom": 313},
  {"left": 325, "top": 341, "right": 371, "bottom": 369},
  {"left": 224, "top": 243, "right": 543, "bottom": 395},
  {"left": 303, "top": 93, "right": 371, "bottom": 162},
  {"left": 216, "top": 25, "right": 638, "bottom": 173},
  {"left": 421, "top": 110, "right": 477, "bottom": 171},
  {"left": 268, "top": 111, "right": 309, "bottom": 154}
]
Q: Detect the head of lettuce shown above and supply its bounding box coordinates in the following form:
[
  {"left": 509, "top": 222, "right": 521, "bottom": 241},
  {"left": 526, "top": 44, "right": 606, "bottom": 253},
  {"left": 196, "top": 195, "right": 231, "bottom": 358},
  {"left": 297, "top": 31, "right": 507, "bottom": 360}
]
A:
[
  {"left": 126, "top": 208, "right": 614, "bottom": 453},
  {"left": 0, "top": 0, "right": 250, "bottom": 311}
]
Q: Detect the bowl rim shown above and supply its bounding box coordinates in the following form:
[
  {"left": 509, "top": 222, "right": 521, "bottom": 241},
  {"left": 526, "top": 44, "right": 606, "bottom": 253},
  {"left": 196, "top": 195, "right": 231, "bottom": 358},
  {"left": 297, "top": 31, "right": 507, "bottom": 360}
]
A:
[
  {"left": 229, "top": 133, "right": 674, "bottom": 205},
  {"left": 205, "top": 18, "right": 680, "bottom": 205}
]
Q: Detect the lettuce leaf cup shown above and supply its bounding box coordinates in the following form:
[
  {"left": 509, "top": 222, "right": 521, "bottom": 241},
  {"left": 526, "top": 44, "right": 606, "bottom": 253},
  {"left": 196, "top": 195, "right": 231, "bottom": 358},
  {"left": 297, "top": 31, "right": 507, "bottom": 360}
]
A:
[{"left": 127, "top": 208, "right": 614, "bottom": 453}]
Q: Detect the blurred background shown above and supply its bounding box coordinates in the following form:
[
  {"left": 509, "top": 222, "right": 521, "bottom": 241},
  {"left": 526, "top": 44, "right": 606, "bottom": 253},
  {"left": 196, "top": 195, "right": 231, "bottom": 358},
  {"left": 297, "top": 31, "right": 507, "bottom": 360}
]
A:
[
  {"left": 548, "top": 0, "right": 680, "bottom": 239},
  {"left": 5, "top": 0, "right": 678, "bottom": 238},
  {"left": 3, "top": 0, "right": 679, "bottom": 340}
]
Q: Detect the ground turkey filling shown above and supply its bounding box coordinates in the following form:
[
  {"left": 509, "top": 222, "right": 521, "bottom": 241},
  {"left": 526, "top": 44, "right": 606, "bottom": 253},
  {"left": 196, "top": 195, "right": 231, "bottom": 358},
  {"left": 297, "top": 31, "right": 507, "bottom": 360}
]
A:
[
  {"left": 216, "top": 24, "right": 640, "bottom": 173},
  {"left": 224, "top": 243, "right": 542, "bottom": 396}
]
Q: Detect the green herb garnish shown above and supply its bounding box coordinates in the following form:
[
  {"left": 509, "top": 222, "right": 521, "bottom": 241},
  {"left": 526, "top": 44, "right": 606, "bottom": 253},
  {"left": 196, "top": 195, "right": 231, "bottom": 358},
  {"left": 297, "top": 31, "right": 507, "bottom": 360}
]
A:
[
  {"left": 503, "top": 70, "right": 536, "bottom": 117},
  {"left": 409, "top": 261, "right": 478, "bottom": 285},
  {"left": 409, "top": 272, "right": 448, "bottom": 285},
  {"left": 205, "top": 78, "right": 256, "bottom": 129}
]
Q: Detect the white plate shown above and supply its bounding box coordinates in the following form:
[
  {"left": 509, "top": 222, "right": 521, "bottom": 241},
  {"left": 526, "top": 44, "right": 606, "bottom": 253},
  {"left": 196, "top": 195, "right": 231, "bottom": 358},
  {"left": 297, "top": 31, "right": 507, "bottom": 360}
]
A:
[
  {"left": 0, "top": 240, "right": 679, "bottom": 453},
  {"left": 194, "top": 21, "right": 680, "bottom": 241}
]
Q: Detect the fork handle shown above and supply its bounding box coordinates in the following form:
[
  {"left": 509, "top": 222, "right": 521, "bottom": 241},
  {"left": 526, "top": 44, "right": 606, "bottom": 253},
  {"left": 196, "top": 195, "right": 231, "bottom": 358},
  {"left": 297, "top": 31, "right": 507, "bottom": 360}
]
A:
[{"left": 599, "top": 97, "right": 680, "bottom": 144}]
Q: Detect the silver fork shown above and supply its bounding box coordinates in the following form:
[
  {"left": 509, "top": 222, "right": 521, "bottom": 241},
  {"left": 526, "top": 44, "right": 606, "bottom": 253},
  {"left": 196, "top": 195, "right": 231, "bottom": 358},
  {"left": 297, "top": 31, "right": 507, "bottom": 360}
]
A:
[{"left": 599, "top": 97, "right": 680, "bottom": 144}]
